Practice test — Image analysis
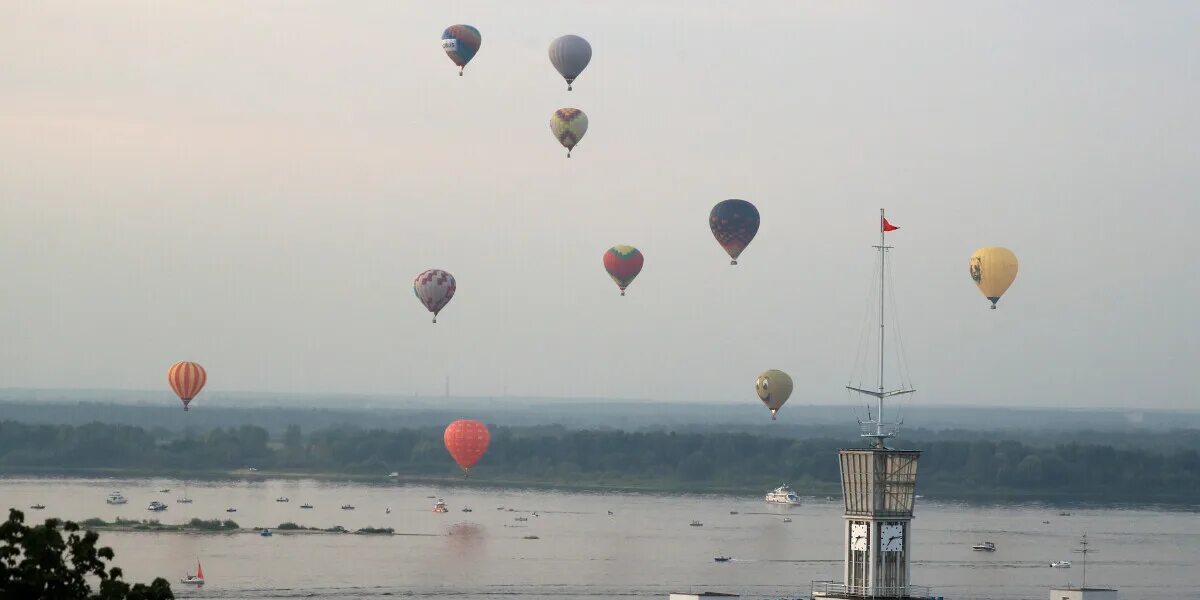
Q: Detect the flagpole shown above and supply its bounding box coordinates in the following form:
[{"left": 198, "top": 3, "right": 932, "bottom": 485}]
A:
[{"left": 878, "top": 208, "right": 886, "bottom": 444}]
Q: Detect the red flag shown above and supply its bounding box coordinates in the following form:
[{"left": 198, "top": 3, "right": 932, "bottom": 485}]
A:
[{"left": 882, "top": 218, "right": 899, "bottom": 232}]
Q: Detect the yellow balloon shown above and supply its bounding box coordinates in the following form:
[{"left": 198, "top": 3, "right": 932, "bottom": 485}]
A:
[
  {"left": 755, "top": 369, "right": 793, "bottom": 420},
  {"left": 969, "top": 247, "right": 1018, "bottom": 309}
]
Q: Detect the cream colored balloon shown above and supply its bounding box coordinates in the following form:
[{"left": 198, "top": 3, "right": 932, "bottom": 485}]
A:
[
  {"left": 755, "top": 369, "right": 793, "bottom": 420},
  {"left": 969, "top": 247, "right": 1019, "bottom": 309}
]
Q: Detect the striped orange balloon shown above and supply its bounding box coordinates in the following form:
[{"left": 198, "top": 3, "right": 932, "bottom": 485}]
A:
[{"left": 167, "top": 361, "right": 207, "bottom": 411}]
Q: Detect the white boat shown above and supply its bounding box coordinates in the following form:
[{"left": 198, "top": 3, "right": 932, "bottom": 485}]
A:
[
  {"left": 176, "top": 496, "right": 192, "bottom": 504},
  {"left": 432, "top": 499, "right": 448, "bottom": 513},
  {"left": 764, "top": 484, "right": 802, "bottom": 505},
  {"left": 106, "top": 492, "right": 128, "bottom": 505},
  {"left": 1050, "top": 560, "right": 1071, "bottom": 568},
  {"left": 782, "top": 517, "right": 792, "bottom": 523},
  {"left": 180, "top": 561, "right": 204, "bottom": 585},
  {"left": 147, "top": 501, "right": 168, "bottom": 512},
  {"left": 972, "top": 541, "right": 996, "bottom": 551},
  {"left": 388, "top": 472, "right": 399, "bottom": 478},
  {"left": 260, "top": 528, "right": 273, "bottom": 537}
]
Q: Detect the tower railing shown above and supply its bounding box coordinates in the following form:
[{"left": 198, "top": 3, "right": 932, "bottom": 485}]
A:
[{"left": 810, "top": 581, "right": 934, "bottom": 599}]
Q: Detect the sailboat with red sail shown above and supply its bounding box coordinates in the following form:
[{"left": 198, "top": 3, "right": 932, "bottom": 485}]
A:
[{"left": 180, "top": 561, "right": 204, "bottom": 585}]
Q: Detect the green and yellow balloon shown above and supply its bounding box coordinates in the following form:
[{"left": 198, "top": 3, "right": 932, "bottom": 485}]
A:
[
  {"left": 755, "top": 369, "right": 793, "bottom": 420},
  {"left": 550, "top": 108, "right": 588, "bottom": 157}
]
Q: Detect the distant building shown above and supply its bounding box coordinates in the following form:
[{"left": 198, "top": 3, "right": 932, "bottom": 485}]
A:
[{"left": 1050, "top": 588, "right": 1118, "bottom": 600}]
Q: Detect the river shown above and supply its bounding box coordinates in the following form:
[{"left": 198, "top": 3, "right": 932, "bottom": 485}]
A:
[{"left": 2, "top": 477, "right": 1197, "bottom": 600}]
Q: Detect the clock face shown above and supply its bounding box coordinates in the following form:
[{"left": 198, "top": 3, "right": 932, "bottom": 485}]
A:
[
  {"left": 851, "top": 523, "right": 868, "bottom": 551},
  {"left": 880, "top": 524, "right": 904, "bottom": 552}
]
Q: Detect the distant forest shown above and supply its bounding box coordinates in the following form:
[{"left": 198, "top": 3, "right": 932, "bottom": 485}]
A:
[{"left": 1, "top": 420, "right": 1197, "bottom": 503}]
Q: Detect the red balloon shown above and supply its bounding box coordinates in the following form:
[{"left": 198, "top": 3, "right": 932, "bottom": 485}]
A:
[
  {"left": 168, "top": 361, "right": 206, "bottom": 411},
  {"left": 444, "top": 419, "right": 490, "bottom": 473}
]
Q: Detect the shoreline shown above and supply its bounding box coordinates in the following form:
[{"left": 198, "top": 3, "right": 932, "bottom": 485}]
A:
[{"left": 3, "top": 466, "right": 1197, "bottom": 509}]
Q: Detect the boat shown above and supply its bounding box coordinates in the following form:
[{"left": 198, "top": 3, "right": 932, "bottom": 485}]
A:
[
  {"left": 176, "top": 496, "right": 192, "bottom": 504},
  {"left": 764, "top": 484, "right": 802, "bottom": 505},
  {"left": 388, "top": 472, "right": 399, "bottom": 478},
  {"left": 432, "top": 499, "right": 448, "bottom": 513},
  {"left": 462, "top": 507, "right": 473, "bottom": 512},
  {"left": 276, "top": 497, "right": 289, "bottom": 503},
  {"left": 523, "top": 535, "right": 540, "bottom": 540},
  {"left": 714, "top": 556, "right": 732, "bottom": 562},
  {"left": 729, "top": 511, "right": 739, "bottom": 515},
  {"left": 300, "top": 503, "right": 313, "bottom": 509},
  {"left": 1050, "top": 560, "right": 1071, "bottom": 568},
  {"left": 29, "top": 504, "right": 45, "bottom": 510},
  {"left": 690, "top": 520, "right": 703, "bottom": 527},
  {"left": 225, "top": 507, "right": 237, "bottom": 513},
  {"left": 158, "top": 488, "right": 170, "bottom": 493},
  {"left": 260, "top": 528, "right": 273, "bottom": 537},
  {"left": 341, "top": 504, "right": 355, "bottom": 510},
  {"left": 972, "top": 541, "right": 996, "bottom": 552},
  {"left": 1058, "top": 512, "right": 1072, "bottom": 516},
  {"left": 386, "top": 508, "right": 391, "bottom": 514},
  {"left": 514, "top": 517, "right": 528, "bottom": 522},
  {"left": 106, "top": 492, "right": 128, "bottom": 505},
  {"left": 179, "top": 561, "right": 204, "bottom": 586},
  {"left": 782, "top": 517, "right": 792, "bottom": 523},
  {"left": 148, "top": 501, "right": 168, "bottom": 512}
]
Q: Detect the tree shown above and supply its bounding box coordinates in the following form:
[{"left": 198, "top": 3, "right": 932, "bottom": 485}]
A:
[{"left": 0, "top": 509, "right": 173, "bottom": 599}]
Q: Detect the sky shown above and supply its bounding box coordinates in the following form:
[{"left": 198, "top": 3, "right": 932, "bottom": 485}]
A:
[{"left": 1, "top": 1, "right": 1197, "bottom": 410}]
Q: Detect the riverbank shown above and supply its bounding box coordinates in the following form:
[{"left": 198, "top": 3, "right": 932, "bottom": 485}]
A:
[
  {"left": 73, "top": 517, "right": 424, "bottom": 536},
  {"left": 2, "top": 466, "right": 1197, "bottom": 508}
]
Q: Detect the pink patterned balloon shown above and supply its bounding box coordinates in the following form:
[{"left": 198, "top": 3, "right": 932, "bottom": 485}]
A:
[{"left": 414, "top": 269, "right": 456, "bottom": 323}]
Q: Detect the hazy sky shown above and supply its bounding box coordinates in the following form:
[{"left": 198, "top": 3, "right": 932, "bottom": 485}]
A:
[{"left": 2, "top": 2, "right": 1197, "bottom": 410}]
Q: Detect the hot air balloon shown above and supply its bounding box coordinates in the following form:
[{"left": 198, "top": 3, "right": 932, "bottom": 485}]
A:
[
  {"left": 168, "top": 361, "right": 207, "bottom": 411},
  {"left": 709, "top": 199, "right": 760, "bottom": 265},
  {"left": 550, "top": 108, "right": 588, "bottom": 157},
  {"left": 415, "top": 269, "right": 456, "bottom": 323},
  {"left": 603, "top": 245, "right": 643, "bottom": 296},
  {"left": 969, "top": 247, "right": 1018, "bottom": 309},
  {"left": 441, "top": 25, "right": 482, "bottom": 76},
  {"left": 549, "top": 34, "right": 592, "bottom": 90},
  {"left": 755, "top": 369, "right": 793, "bottom": 420},
  {"left": 444, "top": 419, "right": 490, "bottom": 474}
]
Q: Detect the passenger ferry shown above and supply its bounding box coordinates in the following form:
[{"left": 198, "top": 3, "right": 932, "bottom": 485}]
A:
[
  {"left": 764, "top": 484, "right": 801, "bottom": 505},
  {"left": 106, "top": 492, "right": 128, "bottom": 505}
]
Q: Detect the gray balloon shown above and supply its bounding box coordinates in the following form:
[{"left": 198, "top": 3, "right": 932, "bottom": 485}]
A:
[{"left": 548, "top": 35, "right": 592, "bottom": 91}]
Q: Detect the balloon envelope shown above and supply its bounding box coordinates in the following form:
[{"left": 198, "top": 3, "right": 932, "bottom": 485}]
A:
[
  {"left": 441, "top": 25, "right": 482, "bottom": 74},
  {"left": 755, "top": 369, "right": 793, "bottom": 420},
  {"left": 969, "top": 247, "right": 1018, "bottom": 309},
  {"left": 603, "top": 245, "right": 644, "bottom": 296},
  {"left": 548, "top": 35, "right": 592, "bottom": 90},
  {"left": 709, "top": 199, "right": 760, "bottom": 264},
  {"left": 444, "top": 419, "right": 490, "bottom": 473},
  {"left": 550, "top": 108, "right": 588, "bottom": 156},
  {"left": 168, "top": 361, "right": 207, "bottom": 411},
  {"left": 415, "top": 269, "right": 457, "bottom": 322}
]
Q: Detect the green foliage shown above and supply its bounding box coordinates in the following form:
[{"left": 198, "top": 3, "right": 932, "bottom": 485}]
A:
[
  {"left": 186, "top": 518, "right": 238, "bottom": 531},
  {"left": 0, "top": 509, "right": 173, "bottom": 599},
  {"left": 276, "top": 522, "right": 302, "bottom": 530},
  {"left": 354, "top": 527, "right": 394, "bottom": 535},
  {"left": 0, "top": 420, "right": 1198, "bottom": 500}
]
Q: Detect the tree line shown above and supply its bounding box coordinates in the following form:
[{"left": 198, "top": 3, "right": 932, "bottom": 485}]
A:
[{"left": 1, "top": 420, "right": 1197, "bottom": 501}]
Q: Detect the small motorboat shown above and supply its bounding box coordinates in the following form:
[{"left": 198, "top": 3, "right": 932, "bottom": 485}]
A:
[
  {"left": 300, "top": 503, "right": 313, "bottom": 509},
  {"left": 432, "top": 499, "right": 449, "bottom": 513},
  {"left": 388, "top": 472, "right": 399, "bottom": 478},
  {"left": 1051, "top": 560, "right": 1072, "bottom": 568},
  {"left": 972, "top": 541, "right": 996, "bottom": 552},
  {"left": 260, "top": 528, "right": 273, "bottom": 537},
  {"left": 180, "top": 561, "right": 204, "bottom": 586},
  {"left": 427, "top": 496, "right": 437, "bottom": 499},
  {"left": 729, "top": 511, "right": 739, "bottom": 515},
  {"left": 158, "top": 488, "right": 170, "bottom": 493},
  {"left": 176, "top": 496, "right": 192, "bottom": 504},
  {"left": 496, "top": 506, "right": 505, "bottom": 510},
  {"left": 462, "top": 507, "right": 473, "bottom": 512},
  {"left": 148, "top": 501, "right": 168, "bottom": 512},
  {"left": 1058, "top": 512, "right": 1072, "bottom": 517},
  {"left": 386, "top": 508, "right": 391, "bottom": 514},
  {"left": 276, "top": 497, "right": 289, "bottom": 503},
  {"left": 341, "top": 504, "right": 355, "bottom": 510},
  {"left": 783, "top": 517, "right": 793, "bottom": 523},
  {"left": 1042, "top": 520, "right": 1051, "bottom": 524},
  {"left": 523, "top": 535, "right": 540, "bottom": 540},
  {"left": 29, "top": 504, "right": 45, "bottom": 510},
  {"left": 690, "top": 520, "right": 703, "bottom": 527},
  {"left": 225, "top": 507, "right": 237, "bottom": 513},
  {"left": 514, "top": 517, "right": 528, "bottom": 522},
  {"left": 607, "top": 510, "right": 614, "bottom": 516},
  {"left": 532, "top": 511, "right": 539, "bottom": 517},
  {"left": 106, "top": 492, "right": 128, "bottom": 505},
  {"left": 714, "top": 556, "right": 732, "bottom": 563}
]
